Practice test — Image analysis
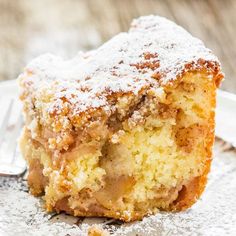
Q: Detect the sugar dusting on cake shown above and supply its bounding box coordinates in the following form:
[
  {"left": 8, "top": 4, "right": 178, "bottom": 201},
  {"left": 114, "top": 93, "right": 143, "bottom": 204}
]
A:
[{"left": 19, "top": 15, "right": 222, "bottom": 119}]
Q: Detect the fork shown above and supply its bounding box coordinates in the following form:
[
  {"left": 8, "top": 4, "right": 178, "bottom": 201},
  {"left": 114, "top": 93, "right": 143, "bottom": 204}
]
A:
[{"left": 0, "top": 98, "right": 26, "bottom": 176}]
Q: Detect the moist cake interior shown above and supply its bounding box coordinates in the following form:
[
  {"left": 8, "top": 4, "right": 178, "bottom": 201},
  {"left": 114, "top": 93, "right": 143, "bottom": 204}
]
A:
[{"left": 20, "top": 71, "right": 216, "bottom": 221}]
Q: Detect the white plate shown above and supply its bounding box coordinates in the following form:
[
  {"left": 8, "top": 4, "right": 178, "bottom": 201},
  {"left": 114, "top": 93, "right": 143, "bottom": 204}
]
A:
[
  {"left": 216, "top": 90, "right": 236, "bottom": 147},
  {"left": 0, "top": 80, "right": 236, "bottom": 236}
]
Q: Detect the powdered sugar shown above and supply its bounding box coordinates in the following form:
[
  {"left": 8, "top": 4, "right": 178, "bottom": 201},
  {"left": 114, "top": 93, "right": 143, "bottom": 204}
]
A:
[{"left": 19, "top": 15, "right": 222, "bottom": 120}]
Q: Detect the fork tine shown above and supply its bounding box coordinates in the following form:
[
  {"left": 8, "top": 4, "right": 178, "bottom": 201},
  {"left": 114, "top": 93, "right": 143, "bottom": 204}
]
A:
[
  {"left": 0, "top": 99, "right": 13, "bottom": 146},
  {"left": 0, "top": 107, "right": 26, "bottom": 176},
  {"left": 9, "top": 114, "right": 24, "bottom": 164}
]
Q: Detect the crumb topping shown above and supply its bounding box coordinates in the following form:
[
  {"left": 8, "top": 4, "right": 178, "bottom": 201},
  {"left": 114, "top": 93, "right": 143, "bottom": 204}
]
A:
[{"left": 19, "top": 15, "right": 223, "bottom": 143}]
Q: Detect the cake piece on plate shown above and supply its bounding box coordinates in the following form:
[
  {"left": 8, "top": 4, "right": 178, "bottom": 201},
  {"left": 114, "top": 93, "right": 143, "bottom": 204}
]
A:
[{"left": 19, "top": 15, "right": 223, "bottom": 222}]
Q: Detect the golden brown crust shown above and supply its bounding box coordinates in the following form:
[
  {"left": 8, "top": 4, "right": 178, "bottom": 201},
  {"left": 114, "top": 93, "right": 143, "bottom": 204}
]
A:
[{"left": 170, "top": 76, "right": 216, "bottom": 211}]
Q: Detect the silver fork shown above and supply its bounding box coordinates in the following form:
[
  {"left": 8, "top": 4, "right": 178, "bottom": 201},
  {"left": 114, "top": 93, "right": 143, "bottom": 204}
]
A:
[{"left": 0, "top": 98, "right": 26, "bottom": 176}]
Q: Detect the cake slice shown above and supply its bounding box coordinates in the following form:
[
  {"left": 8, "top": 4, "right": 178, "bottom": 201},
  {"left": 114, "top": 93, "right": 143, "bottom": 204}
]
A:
[{"left": 19, "top": 15, "right": 223, "bottom": 222}]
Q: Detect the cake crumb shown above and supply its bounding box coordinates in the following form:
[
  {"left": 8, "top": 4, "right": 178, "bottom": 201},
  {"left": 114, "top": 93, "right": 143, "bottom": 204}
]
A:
[{"left": 88, "top": 225, "right": 110, "bottom": 236}]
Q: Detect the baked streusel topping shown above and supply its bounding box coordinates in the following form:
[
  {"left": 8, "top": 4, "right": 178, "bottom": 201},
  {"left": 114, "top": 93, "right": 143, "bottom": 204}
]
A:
[{"left": 19, "top": 15, "right": 222, "bottom": 142}]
